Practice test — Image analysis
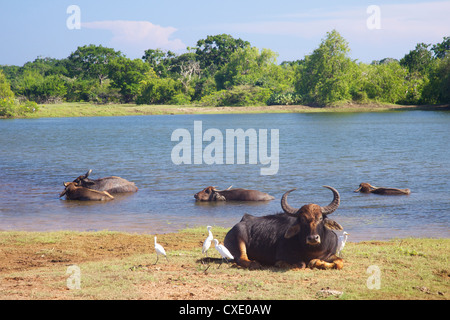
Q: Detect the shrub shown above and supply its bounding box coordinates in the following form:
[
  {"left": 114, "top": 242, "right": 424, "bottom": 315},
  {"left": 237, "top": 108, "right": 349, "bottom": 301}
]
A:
[
  {"left": 0, "top": 70, "right": 15, "bottom": 99},
  {"left": 136, "top": 78, "right": 183, "bottom": 105},
  {"left": 0, "top": 98, "right": 39, "bottom": 117},
  {"left": 267, "top": 92, "right": 302, "bottom": 105},
  {"left": 199, "top": 85, "right": 271, "bottom": 107},
  {"left": 169, "top": 93, "right": 191, "bottom": 105}
]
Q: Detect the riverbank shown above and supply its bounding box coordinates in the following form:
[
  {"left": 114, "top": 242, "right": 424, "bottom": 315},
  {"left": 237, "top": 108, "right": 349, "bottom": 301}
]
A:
[
  {"left": 9, "top": 102, "right": 450, "bottom": 119},
  {"left": 0, "top": 228, "right": 448, "bottom": 300}
]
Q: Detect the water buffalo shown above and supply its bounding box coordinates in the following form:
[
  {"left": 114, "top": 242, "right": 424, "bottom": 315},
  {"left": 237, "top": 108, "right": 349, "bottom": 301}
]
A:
[
  {"left": 71, "top": 170, "right": 138, "bottom": 194},
  {"left": 194, "top": 186, "right": 275, "bottom": 201},
  {"left": 224, "top": 186, "right": 344, "bottom": 270},
  {"left": 59, "top": 182, "right": 114, "bottom": 201},
  {"left": 354, "top": 182, "right": 410, "bottom": 195}
]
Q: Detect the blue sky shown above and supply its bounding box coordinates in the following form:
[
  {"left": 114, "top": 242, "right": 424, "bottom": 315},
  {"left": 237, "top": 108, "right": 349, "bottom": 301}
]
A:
[{"left": 1, "top": 0, "right": 449, "bottom": 66}]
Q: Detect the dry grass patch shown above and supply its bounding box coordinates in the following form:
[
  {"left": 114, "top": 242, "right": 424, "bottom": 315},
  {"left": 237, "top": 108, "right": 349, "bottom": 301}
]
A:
[{"left": 0, "top": 229, "right": 448, "bottom": 300}]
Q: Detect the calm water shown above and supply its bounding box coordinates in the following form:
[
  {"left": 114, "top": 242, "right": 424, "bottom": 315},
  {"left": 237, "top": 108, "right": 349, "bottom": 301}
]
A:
[{"left": 0, "top": 111, "right": 449, "bottom": 241}]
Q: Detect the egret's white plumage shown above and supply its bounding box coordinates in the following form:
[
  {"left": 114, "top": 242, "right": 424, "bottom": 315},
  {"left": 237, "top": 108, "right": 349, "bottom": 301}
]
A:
[
  {"left": 202, "top": 226, "right": 213, "bottom": 257},
  {"left": 213, "top": 239, "right": 234, "bottom": 268},
  {"left": 337, "top": 231, "right": 349, "bottom": 256},
  {"left": 154, "top": 236, "right": 169, "bottom": 264}
]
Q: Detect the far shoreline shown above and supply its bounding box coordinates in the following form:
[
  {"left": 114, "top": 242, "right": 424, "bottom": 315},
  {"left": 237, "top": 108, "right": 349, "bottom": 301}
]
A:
[{"left": 5, "top": 102, "right": 450, "bottom": 119}]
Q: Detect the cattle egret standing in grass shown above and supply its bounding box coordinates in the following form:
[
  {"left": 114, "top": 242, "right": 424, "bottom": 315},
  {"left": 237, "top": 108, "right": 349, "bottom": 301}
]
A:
[
  {"left": 213, "top": 239, "right": 234, "bottom": 268},
  {"left": 202, "top": 226, "right": 213, "bottom": 259},
  {"left": 337, "top": 232, "right": 349, "bottom": 256},
  {"left": 154, "top": 236, "right": 169, "bottom": 264}
]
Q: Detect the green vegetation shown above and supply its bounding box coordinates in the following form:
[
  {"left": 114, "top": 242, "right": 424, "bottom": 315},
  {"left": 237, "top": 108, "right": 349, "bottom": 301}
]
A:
[
  {"left": 0, "top": 229, "right": 448, "bottom": 300},
  {"left": 1, "top": 32, "right": 449, "bottom": 118},
  {"left": 0, "top": 70, "right": 38, "bottom": 117}
]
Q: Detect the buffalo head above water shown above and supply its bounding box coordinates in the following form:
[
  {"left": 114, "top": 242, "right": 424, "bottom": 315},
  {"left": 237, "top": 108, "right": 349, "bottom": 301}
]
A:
[
  {"left": 355, "top": 182, "right": 410, "bottom": 195},
  {"left": 71, "top": 169, "right": 138, "bottom": 194},
  {"left": 194, "top": 186, "right": 274, "bottom": 201}
]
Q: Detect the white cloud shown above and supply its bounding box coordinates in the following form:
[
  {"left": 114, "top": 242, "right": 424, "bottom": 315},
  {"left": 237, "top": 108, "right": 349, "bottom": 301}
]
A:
[
  {"left": 219, "top": 1, "right": 450, "bottom": 39},
  {"left": 82, "top": 20, "right": 186, "bottom": 56},
  {"left": 211, "top": 1, "right": 450, "bottom": 61}
]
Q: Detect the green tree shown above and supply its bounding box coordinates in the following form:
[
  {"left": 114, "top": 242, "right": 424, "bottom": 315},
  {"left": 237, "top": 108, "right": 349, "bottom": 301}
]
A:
[
  {"left": 431, "top": 36, "right": 450, "bottom": 59},
  {"left": 108, "top": 57, "right": 151, "bottom": 102},
  {"left": 168, "top": 52, "right": 201, "bottom": 95},
  {"left": 195, "top": 34, "right": 250, "bottom": 75},
  {"left": 400, "top": 43, "right": 434, "bottom": 74},
  {"left": 215, "top": 47, "right": 283, "bottom": 90},
  {"left": 136, "top": 77, "right": 184, "bottom": 105},
  {"left": 142, "top": 48, "right": 176, "bottom": 77},
  {"left": 421, "top": 56, "right": 450, "bottom": 103},
  {"left": 295, "top": 30, "right": 358, "bottom": 105},
  {"left": 67, "top": 44, "right": 123, "bottom": 85},
  {"left": 0, "top": 70, "right": 14, "bottom": 98},
  {"left": 360, "top": 61, "right": 408, "bottom": 103},
  {"left": 22, "top": 56, "right": 69, "bottom": 77}
]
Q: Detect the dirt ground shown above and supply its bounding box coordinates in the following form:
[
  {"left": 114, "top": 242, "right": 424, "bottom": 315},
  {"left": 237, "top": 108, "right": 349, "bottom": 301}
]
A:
[
  {"left": 1, "top": 230, "right": 448, "bottom": 300},
  {"left": 0, "top": 230, "right": 233, "bottom": 299}
]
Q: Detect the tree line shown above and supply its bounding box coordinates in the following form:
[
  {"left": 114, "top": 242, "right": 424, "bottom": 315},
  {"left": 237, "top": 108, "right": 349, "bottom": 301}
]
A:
[{"left": 1, "top": 30, "right": 449, "bottom": 116}]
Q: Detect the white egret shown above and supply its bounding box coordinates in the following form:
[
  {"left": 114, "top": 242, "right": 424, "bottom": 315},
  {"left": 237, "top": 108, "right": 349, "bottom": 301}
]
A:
[
  {"left": 337, "top": 231, "right": 349, "bottom": 256},
  {"left": 202, "top": 226, "right": 213, "bottom": 259},
  {"left": 154, "top": 236, "right": 169, "bottom": 264},
  {"left": 213, "top": 239, "right": 234, "bottom": 268}
]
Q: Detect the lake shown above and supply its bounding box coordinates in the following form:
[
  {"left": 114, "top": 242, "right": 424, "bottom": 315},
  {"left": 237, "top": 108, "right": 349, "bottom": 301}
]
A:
[{"left": 0, "top": 111, "right": 449, "bottom": 241}]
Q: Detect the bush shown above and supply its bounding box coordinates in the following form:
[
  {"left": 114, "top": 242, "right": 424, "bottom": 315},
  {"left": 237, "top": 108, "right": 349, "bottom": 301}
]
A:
[
  {"left": 267, "top": 91, "right": 302, "bottom": 105},
  {"left": 0, "top": 98, "right": 39, "bottom": 117},
  {"left": 199, "top": 85, "right": 272, "bottom": 106},
  {"left": 169, "top": 93, "right": 191, "bottom": 105},
  {"left": 88, "top": 82, "right": 122, "bottom": 104},
  {"left": 136, "top": 78, "right": 183, "bottom": 105},
  {"left": 0, "top": 70, "right": 15, "bottom": 99}
]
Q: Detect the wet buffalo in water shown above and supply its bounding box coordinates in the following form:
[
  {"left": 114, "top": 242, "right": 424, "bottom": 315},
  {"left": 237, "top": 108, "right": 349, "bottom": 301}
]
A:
[
  {"left": 59, "top": 182, "right": 114, "bottom": 201},
  {"left": 71, "top": 169, "right": 138, "bottom": 194},
  {"left": 354, "top": 182, "right": 410, "bottom": 195},
  {"left": 194, "top": 186, "right": 274, "bottom": 201}
]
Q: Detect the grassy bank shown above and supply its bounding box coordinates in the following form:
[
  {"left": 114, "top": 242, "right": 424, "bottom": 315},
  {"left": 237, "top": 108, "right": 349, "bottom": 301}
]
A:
[
  {"left": 8, "top": 102, "right": 450, "bottom": 119},
  {"left": 0, "top": 228, "right": 448, "bottom": 300}
]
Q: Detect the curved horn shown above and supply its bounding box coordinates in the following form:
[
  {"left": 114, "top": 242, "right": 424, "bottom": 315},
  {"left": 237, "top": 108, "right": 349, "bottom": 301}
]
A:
[
  {"left": 281, "top": 188, "right": 299, "bottom": 216},
  {"left": 320, "top": 186, "right": 340, "bottom": 215},
  {"left": 84, "top": 169, "right": 92, "bottom": 178},
  {"left": 59, "top": 182, "right": 68, "bottom": 198}
]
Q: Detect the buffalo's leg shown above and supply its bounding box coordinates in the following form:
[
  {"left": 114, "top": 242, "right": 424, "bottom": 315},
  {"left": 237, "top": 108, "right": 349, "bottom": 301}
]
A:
[
  {"left": 235, "top": 238, "right": 261, "bottom": 269},
  {"left": 308, "top": 256, "right": 344, "bottom": 270}
]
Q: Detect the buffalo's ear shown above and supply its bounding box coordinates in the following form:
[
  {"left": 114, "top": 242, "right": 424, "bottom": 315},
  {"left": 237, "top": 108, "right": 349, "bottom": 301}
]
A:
[
  {"left": 284, "top": 223, "right": 301, "bottom": 239},
  {"left": 324, "top": 218, "right": 343, "bottom": 231}
]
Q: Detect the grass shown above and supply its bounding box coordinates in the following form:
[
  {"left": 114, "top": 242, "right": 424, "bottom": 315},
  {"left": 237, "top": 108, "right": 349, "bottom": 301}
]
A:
[
  {"left": 8, "top": 101, "right": 449, "bottom": 119},
  {"left": 0, "top": 228, "right": 448, "bottom": 300}
]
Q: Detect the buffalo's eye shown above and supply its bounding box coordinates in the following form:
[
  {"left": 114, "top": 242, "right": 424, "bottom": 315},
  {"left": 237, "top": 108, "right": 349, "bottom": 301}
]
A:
[{"left": 205, "top": 189, "right": 210, "bottom": 194}]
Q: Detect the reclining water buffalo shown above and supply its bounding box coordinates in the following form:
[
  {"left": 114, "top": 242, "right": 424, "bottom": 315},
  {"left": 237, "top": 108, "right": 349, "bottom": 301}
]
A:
[
  {"left": 71, "top": 170, "right": 138, "bottom": 194},
  {"left": 354, "top": 182, "right": 410, "bottom": 195},
  {"left": 224, "top": 186, "right": 344, "bottom": 270},
  {"left": 59, "top": 182, "right": 114, "bottom": 201},
  {"left": 194, "top": 186, "right": 275, "bottom": 201}
]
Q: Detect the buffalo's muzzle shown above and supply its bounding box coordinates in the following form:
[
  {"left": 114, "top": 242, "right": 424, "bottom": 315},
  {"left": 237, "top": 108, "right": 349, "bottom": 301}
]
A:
[{"left": 306, "top": 235, "right": 321, "bottom": 245}]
